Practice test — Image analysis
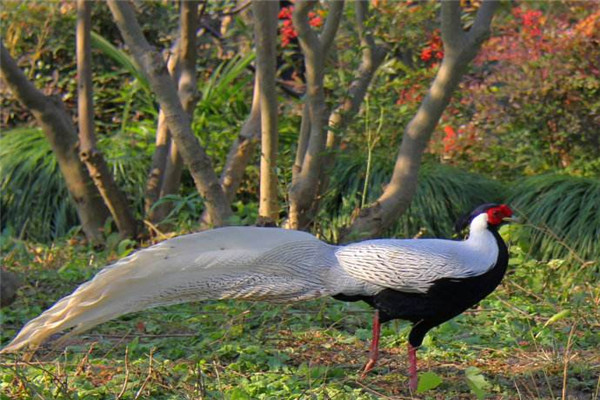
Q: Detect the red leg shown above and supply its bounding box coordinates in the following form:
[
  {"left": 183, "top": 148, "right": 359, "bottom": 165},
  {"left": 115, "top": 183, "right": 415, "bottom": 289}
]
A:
[
  {"left": 360, "top": 310, "right": 381, "bottom": 378},
  {"left": 408, "top": 343, "right": 418, "bottom": 391}
]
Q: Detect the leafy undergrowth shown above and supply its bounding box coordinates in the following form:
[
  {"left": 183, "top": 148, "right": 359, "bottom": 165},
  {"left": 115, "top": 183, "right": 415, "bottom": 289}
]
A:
[{"left": 1, "top": 234, "right": 598, "bottom": 399}]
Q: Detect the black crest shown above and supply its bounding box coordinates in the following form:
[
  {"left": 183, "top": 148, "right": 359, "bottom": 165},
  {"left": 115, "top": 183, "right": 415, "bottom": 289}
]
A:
[{"left": 454, "top": 203, "right": 500, "bottom": 233}]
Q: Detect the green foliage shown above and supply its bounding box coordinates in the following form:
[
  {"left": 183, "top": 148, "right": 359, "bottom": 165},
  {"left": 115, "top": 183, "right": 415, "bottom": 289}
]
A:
[
  {"left": 417, "top": 371, "right": 443, "bottom": 393},
  {"left": 508, "top": 174, "right": 600, "bottom": 263},
  {"left": 0, "top": 128, "right": 77, "bottom": 241},
  {"left": 90, "top": 31, "right": 151, "bottom": 97},
  {"left": 194, "top": 53, "right": 255, "bottom": 169},
  {"left": 0, "top": 127, "right": 154, "bottom": 243},
  {"left": 465, "top": 367, "right": 491, "bottom": 399},
  {"left": 319, "top": 157, "right": 505, "bottom": 242}
]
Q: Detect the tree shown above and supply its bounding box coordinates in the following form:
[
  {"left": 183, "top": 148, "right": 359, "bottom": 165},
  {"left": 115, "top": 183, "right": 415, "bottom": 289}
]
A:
[
  {"left": 341, "top": 1, "right": 499, "bottom": 241},
  {"left": 107, "top": 0, "right": 232, "bottom": 228},
  {"left": 145, "top": 1, "right": 201, "bottom": 226},
  {"left": 288, "top": 0, "right": 345, "bottom": 230},
  {"left": 2, "top": 0, "right": 499, "bottom": 241},
  {"left": 252, "top": 1, "right": 280, "bottom": 225},
  {"left": 76, "top": 0, "right": 138, "bottom": 238},
  {"left": 0, "top": 43, "right": 110, "bottom": 244}
]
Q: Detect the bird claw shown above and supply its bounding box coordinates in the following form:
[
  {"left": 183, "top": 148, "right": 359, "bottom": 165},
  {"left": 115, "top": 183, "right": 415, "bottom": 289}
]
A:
[
  {"left": 359, "top": 359, "right": 376, "bottom": 379},
  {"left": 409, "top": 374, "right": 418, "bottom": 392}
]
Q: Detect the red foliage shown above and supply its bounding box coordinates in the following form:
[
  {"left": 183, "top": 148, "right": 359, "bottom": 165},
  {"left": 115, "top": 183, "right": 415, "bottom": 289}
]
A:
[
  {"left": 309, "top": 13, "right": 323, "bottom": 28},
  {"left": 442, "top": 126, "right": 456, "bottom": 153},
  {"left": 420, "top": 29, "right": 443, "bottom": 65},
  {"left": 278, "top": 6, "right": 292, "bottom": 20},
  {"left": 278, "top": 4, "right": 324, "bottom": 48},
  {"left": 440, "top": 4, "right": 600, "bottom": 172},
  {"left": 513, "top": 7, "right": 543, "bottom": 37},
  {"left": 396, "top": 84, "right": 423, "bottom": 106}
]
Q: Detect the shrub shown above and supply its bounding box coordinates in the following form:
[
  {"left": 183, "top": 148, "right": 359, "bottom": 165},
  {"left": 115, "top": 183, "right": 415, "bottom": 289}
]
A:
[
  {"left": 508, "top": 174, "right": 600, "bottom": 263},
  {"left": 432, "top": 4, "right": 600, "bottom": 178},
  {"left": 0, "top": 127, "right": 153, "bottom": 243}
]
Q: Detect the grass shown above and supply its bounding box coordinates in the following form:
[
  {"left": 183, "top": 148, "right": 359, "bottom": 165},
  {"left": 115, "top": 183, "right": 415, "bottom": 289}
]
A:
[
  {"left": 0, "top": 126, "right": 154, "bottom": 243},
  {"left": 508, "top": 174, "right": 600, "bottom": 263},
  {"left": 1, "top": 228, "right": 599, "bottom": 399}
]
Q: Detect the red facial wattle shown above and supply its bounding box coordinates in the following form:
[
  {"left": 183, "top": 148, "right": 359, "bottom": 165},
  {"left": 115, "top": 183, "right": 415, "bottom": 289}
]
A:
[{"left": 486, "top": 204, "right": 513, "bottom": 226}]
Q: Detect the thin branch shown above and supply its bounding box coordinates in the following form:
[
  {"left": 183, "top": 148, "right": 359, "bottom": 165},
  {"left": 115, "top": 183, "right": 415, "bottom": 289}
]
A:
[
  {"left": 468, "top": 0, "right": 499, "bottom": 44},
  {"left": 145, "top": 48, "right": 179, "bottom": 217},
  {"left": 77, "top": 0, "right": 137, "bottom": 238},
  {"left": 290, "top": 0, "right": 330, "bottom": 229},
  {"left": 155, "top": 0, "right": 200, "bottom": 222},
  {"left": 441, "top": 0, "right": 465, "bottom": 52},
  {"left": 0, "top": 44, "right": 51, "bottom": 112},
  {"left": 320, "top": 1, "right": 345, "bottom": 55},
  {"left": 294, "top": 104, "right": 311, "bottom": 171},
  {"left": 76, "top": 0, "right": 96, "bottom": 151},
  {"left": 328, "top": 0, "right": 386, "bottom": 137},
  {"left": 253, "top": 0, "right": 280, "bottom": 223},
  {"left": 293, "top": 0, "right": 322, "bottom": 54},
  {"left": 220, "top": 77, "right": 261, "bottom": 202}
]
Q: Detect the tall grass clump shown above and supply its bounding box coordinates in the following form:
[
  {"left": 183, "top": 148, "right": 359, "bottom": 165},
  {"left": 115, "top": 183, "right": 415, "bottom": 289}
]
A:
[
  {"left": 0, "top": 127, "right": 153, "bottom": 243},
  {"left": 0, "top": 128, "right": 77, "bottom": 241},
  {"left": 508, "top": 174, "right": 600, "bottom": 263},
  {"left": 319, "top": 155, "right": 506, "bottom": 242}
]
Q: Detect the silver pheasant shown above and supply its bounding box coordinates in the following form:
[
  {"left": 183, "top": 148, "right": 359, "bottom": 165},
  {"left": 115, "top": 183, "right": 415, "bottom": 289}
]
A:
[{"left": 2, "top": 203, "right": 515, "bottom": 391}]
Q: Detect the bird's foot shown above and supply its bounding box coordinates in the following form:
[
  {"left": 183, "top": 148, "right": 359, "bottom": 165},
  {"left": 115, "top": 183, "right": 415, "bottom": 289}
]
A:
[
  {"left": 408, "top": 343, "right": 418, "bottom": 392},
  {"left": 360, "top": 310, "right": 381, "bottom": 379},
  {"left": 359, "top": 358, "right": 377, "bottom": 379},
  {"left": 409, "top": 372, "right": 418, "bottom": 392}
]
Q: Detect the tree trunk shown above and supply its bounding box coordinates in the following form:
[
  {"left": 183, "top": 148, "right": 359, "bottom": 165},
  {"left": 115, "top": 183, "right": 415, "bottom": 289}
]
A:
[
  {"left": 154, "top": 1, "right": 199, "bottom": 224},
  {"left": 107, "top": 0, "right": 232, "bottom": 228},
  {"left": 253, "top": 0, "right": 280, "bottom": 225},
  {"left": 76, "top": 0, "right": 137, "bottom": 239},
  {"left": 0, "top": 43, "right": 109, "bottom": 244},
  {"left": 288, "top": 0, "right": 344, "bottom": 230},
  {"left": 313, "top": 0, "right": 387, "bottom": 221},
  {"left": 145, "top": 48, "right": 179, "bottom": 219},
  {"left": 220, "top": 77, "right": 261, "bottom": 203},
  {"left": 341, "top": 0, "right": 499, "bottom": 242}
]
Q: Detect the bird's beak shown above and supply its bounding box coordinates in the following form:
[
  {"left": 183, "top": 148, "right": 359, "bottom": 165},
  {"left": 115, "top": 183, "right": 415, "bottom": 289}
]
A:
[{"left": 503, "top": 216, "right": 520, "bottom": 224}]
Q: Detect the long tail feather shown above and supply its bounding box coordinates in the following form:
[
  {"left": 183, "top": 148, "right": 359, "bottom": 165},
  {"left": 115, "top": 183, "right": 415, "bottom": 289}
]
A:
[{"left": 2, "top": 227, "right": 338, "bottom": 353}]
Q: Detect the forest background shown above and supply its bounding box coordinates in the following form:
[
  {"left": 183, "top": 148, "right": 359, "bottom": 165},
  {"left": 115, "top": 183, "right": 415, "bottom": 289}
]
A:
[{"left": 0, "top": 1, "right": 599, "bottom": 398}]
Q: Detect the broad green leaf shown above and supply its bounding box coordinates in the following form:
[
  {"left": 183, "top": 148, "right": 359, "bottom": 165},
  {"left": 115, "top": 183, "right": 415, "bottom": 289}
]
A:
[
  {"left": 543, "top": 309, "right": 571, "bottom": 328},
  {"left": 465, "top": 367, "right": 490, "bottom": 400},
  {"left": 228, "top": 387, "right": 251, "bottom": 400},
  {"left": 416, "top": 371, "right": 443, "bottom": 393}
]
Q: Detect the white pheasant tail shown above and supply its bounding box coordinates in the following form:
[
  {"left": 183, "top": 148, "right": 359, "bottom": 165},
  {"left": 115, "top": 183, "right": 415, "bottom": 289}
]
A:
[{"left": 1, "top": 227, "right": 346, "bottom": 353}]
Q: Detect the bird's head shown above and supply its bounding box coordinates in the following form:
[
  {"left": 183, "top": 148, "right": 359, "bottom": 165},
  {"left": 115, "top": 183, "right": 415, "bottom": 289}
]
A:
[{"left": 455, "top": 203, "right": 516, "bottom": 233}]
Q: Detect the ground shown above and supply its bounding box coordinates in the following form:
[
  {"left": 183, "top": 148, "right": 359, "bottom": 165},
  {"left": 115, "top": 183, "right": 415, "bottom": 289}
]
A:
[{"left": 1, "top": 240, "right": 599, "bottom": 399}]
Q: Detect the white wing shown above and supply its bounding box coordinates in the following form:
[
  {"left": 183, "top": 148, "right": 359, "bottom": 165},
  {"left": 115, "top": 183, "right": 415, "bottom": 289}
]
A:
[{"left": 335, "top": 234, "right": 499, "bottom": 294}]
